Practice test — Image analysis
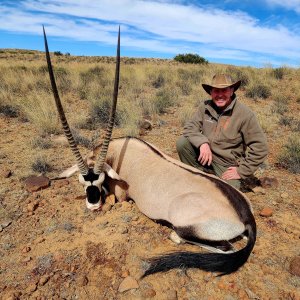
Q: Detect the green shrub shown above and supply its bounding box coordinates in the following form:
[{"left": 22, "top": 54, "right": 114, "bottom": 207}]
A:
[
  {"left": 54, "top": 51, "right": 63, "bottom": 56},
  {"left": 279, "top": 116, "right": 294, "bottom": 127},
  {"left": 154, "top": 87, "right": 178, "bottom": 113},
  {"left": 174, "top": 53, "right": 208, "bottom": 64},
  {"left": 271, "top": 95, "right": 289, "bottom": 115},
  {"left": 31, "top": 156, "right": 52, "bottom": 173},
  {"left": 0, "top": 104, "right": 19, "bottom": 118},
  {"left": 245, "top": 83, "right": 271, "bottom": 99},
  {"left": 272, "top": 67, "right": 287, "bottom": 80},
  {"left": 277, "top": 134, "right": 300, "bottom": 173}
]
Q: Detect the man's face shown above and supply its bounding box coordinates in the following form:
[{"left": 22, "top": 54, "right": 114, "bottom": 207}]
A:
[{"left": 211, "top": 87, "right": 234, "bottom": 110}]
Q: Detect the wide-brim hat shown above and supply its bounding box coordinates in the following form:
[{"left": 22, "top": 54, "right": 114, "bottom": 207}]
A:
[{"left": 202, "top": 74, "right": 241, "bottom": 95}]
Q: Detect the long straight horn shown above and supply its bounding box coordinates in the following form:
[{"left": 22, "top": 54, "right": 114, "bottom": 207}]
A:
[
  {"left": 94, "top": 27, "right": 120, "bottom": 175},
  {"left": 43, "top": 26, "right": 88, "bottom": 175}
]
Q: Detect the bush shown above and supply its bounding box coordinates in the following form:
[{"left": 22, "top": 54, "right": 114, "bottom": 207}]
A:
[
  {"left": 54, "top": 51, "right": 63, "bottom": 56},
  {"left": 245, "top": 83, "right": 271, "bottom": 99},
  {"left": 0, "top": 104, "right": 19, "bottom": 118},
  {"left": 272, "top": 67, "right": 287, "bottom": 80},
  {"left": 31, "top": 156, "right": 52, "bottom": 173},
  {"left": 174, "top": 53, "right": 208, "bottom": 64},
  {"left": 277, "top": 135, "right": 300, "bottom": 174}
]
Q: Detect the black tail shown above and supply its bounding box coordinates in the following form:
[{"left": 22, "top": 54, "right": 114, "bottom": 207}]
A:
[{"left": 142, "top": 222, "right": 256, "bottom": 277}]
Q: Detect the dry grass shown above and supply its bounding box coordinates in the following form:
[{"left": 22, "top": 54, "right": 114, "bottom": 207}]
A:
[{"left": 1, "top": 49, "right": 299, "bottom": 174}]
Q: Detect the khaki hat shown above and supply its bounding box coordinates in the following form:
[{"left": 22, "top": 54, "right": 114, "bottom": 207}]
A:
[{"left": 202, "top": 74, "right": 241, "bottom": 95}]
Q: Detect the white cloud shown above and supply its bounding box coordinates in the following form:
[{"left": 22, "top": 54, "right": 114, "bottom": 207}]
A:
[
  {"left": 265, "top": 0, "right": 300, "bottom": 13},
  {"left": 0, "top": 0, "right": 300, "bottom": 66}
]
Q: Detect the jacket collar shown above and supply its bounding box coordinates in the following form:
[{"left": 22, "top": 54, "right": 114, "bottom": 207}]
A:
[{"left": 205, "top": 97, "right": 237, "bottom": 119}]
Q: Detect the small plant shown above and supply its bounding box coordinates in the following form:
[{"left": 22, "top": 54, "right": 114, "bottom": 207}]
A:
[
  {"left": 31, "top": 156, "right": 52, "bottom": 173},
  {"left": 271, "top": 95, "right": 289, "bottom": 115},
  {"left": 271, "top": 67, "right": 287, "bottom": 80},
  {"left": 277, "top": 134, "right": 300, "bottom": 174},
  {"left": 279, "top": 116, "right": 294, "bottom": 127},
  {"left": 154, "top": 87, "right": 178, "bottom": 113},
  {"left": 245, "top": 83, "right": 271, "bottom": 99},
  {"left": 54, "top": 51, "right": 63, "bottom": 56},
  {"left": 31, "top": 137, "right": 52, "bottom": 149},
  {"left": 174, "top": 53, "right": 208, "bottom": 64},
  {"left": 0, "top": 104, "right": 19, "bottom": 118}
]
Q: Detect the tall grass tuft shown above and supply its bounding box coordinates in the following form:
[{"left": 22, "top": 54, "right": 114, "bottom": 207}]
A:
[{"left": 277, "top": 134, "right": 300, "bottom": 174}]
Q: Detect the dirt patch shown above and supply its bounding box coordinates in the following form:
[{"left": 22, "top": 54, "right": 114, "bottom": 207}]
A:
[{"left": 0, "top": 107, "right": 299, "bottom": 300}]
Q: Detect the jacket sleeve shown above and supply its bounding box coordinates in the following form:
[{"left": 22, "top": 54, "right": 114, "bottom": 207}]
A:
[
  {"left": 183, "top": 105, "right": 210, "bottom": 148},
  {"left": 237, "top": 113, "right": 268, "bottom": 178}
]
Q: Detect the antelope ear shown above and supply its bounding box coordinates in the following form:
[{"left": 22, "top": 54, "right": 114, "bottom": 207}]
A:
[
  {"left": 103, "top": 163, "right": 122, "bottom": 180},
  {"left": 59, "top": 164, "right": 79, "bottom": 178}
]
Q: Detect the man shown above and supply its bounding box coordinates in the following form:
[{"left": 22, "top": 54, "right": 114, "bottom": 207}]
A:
[{"left": 176, "top": 74, "right": 268, "bottom": 190}]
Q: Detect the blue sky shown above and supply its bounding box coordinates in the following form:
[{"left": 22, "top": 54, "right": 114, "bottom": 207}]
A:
[{"left": 1, "top": 0, "right": 300, "bottom": 67}]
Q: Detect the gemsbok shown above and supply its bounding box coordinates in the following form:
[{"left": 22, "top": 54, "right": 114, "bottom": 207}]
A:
[{"left": 43, "top": 27, "right": 256, "bottom": 277}]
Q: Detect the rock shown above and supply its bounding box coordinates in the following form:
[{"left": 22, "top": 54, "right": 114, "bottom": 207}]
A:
[
  {"left": 252, "top": 186, "right": 266, "bottom": 195},
  {"left": 22, "top": 256, "right": 32, "bottom": 263},
  {"left": 289, "top": 256, "right": 300, "bottom": 277},
  {"left": 139, "top": 119, "right": 153, "bottom": 130},
  {"left": 24, "top": 175, "right": 50, "bottom": 192},
  {"left": 76, "top": 275, "right": 89, "bottom": 286},
  {"left": 22, "top": 246, "right": 31, "bottom": 253},
  {"left": 141, "top": 288, "right": 156, "bottom": 298},
  {"left": 118, "top": 276, "right": 139, "bottom": 293},
  {"left": 121, "top": 270, "right": 130, "bottom": 278},
  {"left": 259, "top": 207, "right": 273, "bottom": 217},
  {"left": 1, "top": 219, "right": 12, "bottom": 229},
  {"left": 169, "top": 231, "right": 184, "bottom": 244},
  {"left": 121, "top": 201, "right": 132, "bottom": 211},
  {"left": 106, "top": 194, "right": 116, "bottom": 206},
  {"left": 259, "top": 177, "right": 279, "bottom": 189},
  {"left": 39, "top": 274, "right": 50, "bottom": 286},
  {"left": 102, "top": 203, "right": 112, "bottom": 213},
  {"left": 280, "top": 192, "right": 289, "bottom": 199},
  {"left": 26, "top": 283, "right": 37, "bottom": 293},
  {"left": 27, "top": 202, "right": 39, "bottom": 212},
  {"left": 2, "top": 169, "right": 12, "bottom": 178}
]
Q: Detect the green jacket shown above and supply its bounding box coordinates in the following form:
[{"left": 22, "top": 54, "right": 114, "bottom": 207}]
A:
[{"left": 183, "top": 97, "right": 268, "bottom": 179}]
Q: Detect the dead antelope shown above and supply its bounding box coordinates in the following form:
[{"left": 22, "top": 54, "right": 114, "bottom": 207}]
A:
[{"left": 43, "top": 27, "right": 256, "bottom": 277}]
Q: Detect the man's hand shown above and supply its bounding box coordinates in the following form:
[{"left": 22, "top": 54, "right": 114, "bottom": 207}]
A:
[
  {"left": 221, "top": 167, "right": 241, "bottom": 180},
  {"left": 198, "top": 143, "right": 212, "bottom": 166}
]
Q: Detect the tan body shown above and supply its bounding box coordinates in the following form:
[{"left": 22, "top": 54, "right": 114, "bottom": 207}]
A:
[{"left": 95, "top": 137, "right": 247, "bottom": 241}]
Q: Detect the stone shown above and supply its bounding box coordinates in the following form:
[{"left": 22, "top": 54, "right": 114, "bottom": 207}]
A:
[
  {"left": 27, "top": 202, "right": 39, "bottom": 212},
  {"left": 2, "top": 169, "right": 12, "bottom": 178},
  {"left": 1, "top": 219, "right": 12, "bottom": 229},
  {"left": 259, "top": 177, "right": 279, "bottom": 189},
  {"left": 118, "top": 276, "right": 139, "bottom": 293},
  {"left": 39, "top": 274, "right": 50, "bottom": 286},
  {"left": 76, "top": 275, "right": 89, "bottom": 286},
  {"left": 24, "top": 175, "right": 50, "bottom": 192},
  {"left": 106, "top": 194, "right": 116, "bottom": 206},
  {"left": 102, "top": 203, "right": 112, "bottom": 213},
  {"left": 280, "top": 192, "right": 289, "bottom": 199},
  {"left": 139, "top": 119, "right": 153, "bottom": 130},
  {"left": 289, "top": 256, "right": 300, "bottom": 277},
  {"left": 26, "top": 283, "right": 37, "bottom": 293},
  {"left": 252, "top": 186, "right": 266, "bottom": 195},
  {"left": 259, "top": 207, "right": 273, "bottom": 217},
  {"left": 141, "top": 288, "right": 156, "bottom": 298}
]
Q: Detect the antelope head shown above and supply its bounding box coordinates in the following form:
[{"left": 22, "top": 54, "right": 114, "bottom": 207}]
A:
[{"left": 43, "top": 26, "right": 121, "bottom": 210}]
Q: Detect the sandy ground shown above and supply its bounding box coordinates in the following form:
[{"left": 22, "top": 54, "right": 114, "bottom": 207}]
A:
[{"left": 0, "top": 106, "right": 299, "bottom": 300}]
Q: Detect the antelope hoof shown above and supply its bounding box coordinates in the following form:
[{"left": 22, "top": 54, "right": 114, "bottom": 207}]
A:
[{"left": 169, "top": 231, "right": 184, "bottom": 244}]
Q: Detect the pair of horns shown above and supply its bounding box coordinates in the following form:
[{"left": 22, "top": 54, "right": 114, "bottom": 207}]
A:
[{"left": 43, "top": 26, "right": 120, "bottom": 175}]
